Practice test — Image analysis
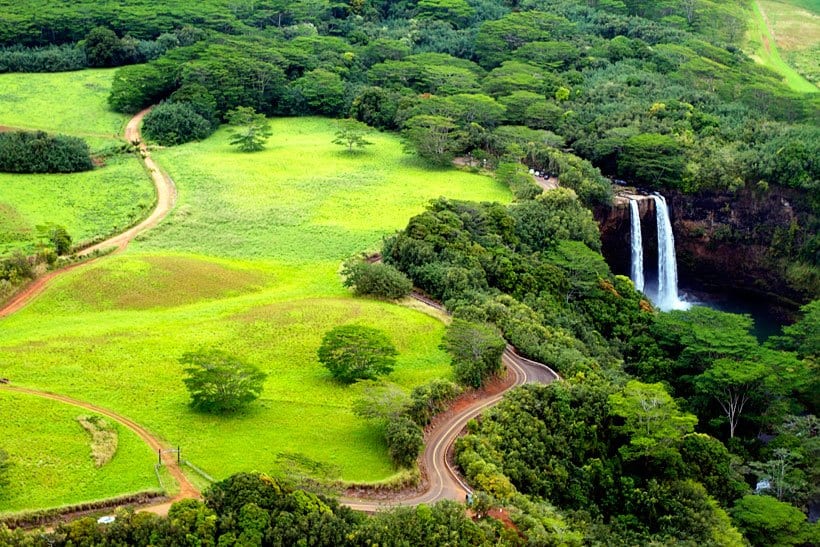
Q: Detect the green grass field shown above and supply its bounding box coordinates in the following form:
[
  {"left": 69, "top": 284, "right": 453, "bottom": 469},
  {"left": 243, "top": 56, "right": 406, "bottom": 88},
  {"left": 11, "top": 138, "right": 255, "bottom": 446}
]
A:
[
  {"left": 759, "top": 0, "right": 820, "bottom": 87},
  {"left": 143, "top": 117, "right": 511, "bottom": 262},
  {"left": 0, "top": 69, "right": 127, "bottom": 149},
  {"left": 0, "top": 69, "right": 153, "bottom": 257},
  {"left": 0, "top": 113, "right": 512, "bottom": 505},
  {"left": 0, "top": 391, "right": 158, "bottom": 514},
  {"left": 747, "top": 0, "right": 819, "bottom": 92},
  {"left": 0, "top": 155, "right": 154, "bottom": 255}
]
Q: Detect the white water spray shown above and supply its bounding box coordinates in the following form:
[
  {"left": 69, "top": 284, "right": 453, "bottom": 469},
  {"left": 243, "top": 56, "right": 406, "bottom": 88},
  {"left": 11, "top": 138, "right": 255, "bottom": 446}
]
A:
[
  {"left": 629, "top": 199, "right": 644, "bottom": 292},
  {"left": 652, "top": 194, "right": 689, "bottom": 311}
]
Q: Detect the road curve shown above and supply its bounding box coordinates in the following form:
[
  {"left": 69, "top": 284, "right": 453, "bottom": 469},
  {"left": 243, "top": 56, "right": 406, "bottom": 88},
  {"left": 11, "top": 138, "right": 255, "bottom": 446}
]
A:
[
  {"left": 0, "top": 385, "right": 200, "bottom": 503},
  {"left": 342, "top": 293, "right": 560, "bottom": 511},
  {"left": 0, "top": 107, "right": 176, "bottom": 318}
]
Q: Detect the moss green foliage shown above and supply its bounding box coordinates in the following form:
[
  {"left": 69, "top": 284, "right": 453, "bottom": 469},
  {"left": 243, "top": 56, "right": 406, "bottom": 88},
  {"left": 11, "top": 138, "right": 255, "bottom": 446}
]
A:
[
  {"left": 318, "top": 325, "right": 397, "bottom": 384},
  {"left": 0, "top": 131, "right": 93, "bottom": 173},
  {"left": 383, "top": 196, "right": 633, "bottom": 375},
  {"left": 0, "top": 392, "right": 157, "bottom": 514},
  {"left": 456, "top": 377, "right": 744, "bottom": 545},
  {"left": 494, "top": 162, "right": 543, "bottom": 201},
  {"left": 181, "top": 348, "right": 267, "bottom": 413},
  {"left": 11, "top": 473, "right": 521, "bottom": 546},
  {"left": 731, "top": 494, "right": 810, "bottom": 546},
  {"left": 384, "top": 415, "right": 423, "bottom": 467},
  {"left": 341, "top": 259, "right": 412, "bottom": 300}
]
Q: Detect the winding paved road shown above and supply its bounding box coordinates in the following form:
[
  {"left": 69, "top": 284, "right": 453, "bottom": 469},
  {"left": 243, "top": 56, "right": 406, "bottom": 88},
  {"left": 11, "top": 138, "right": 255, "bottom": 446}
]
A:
[
  {"left": 0, "top": 107, "right": 176, "bottom": 318},
  {"left": 342, "top": 293, "right": 560, "bottom": 511}
]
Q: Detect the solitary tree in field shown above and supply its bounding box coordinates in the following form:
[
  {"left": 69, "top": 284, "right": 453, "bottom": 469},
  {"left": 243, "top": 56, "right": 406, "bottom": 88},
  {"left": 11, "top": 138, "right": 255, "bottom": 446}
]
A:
[
  {"left": 226, "top": 106, "right": 272, "bottom": 152},
  {"left": 332, "top": 119, "right": 373, "bottom": 153},
  {"left": 180, "top": 349, "right": 267, "bottom": 413},
  {"left": 317, "top": 325, "right": 397, "bottom": 383}
]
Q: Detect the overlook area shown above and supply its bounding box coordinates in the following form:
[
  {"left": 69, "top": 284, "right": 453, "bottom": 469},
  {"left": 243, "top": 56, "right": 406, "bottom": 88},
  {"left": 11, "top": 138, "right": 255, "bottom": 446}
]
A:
[{"left": 0, "top": 1, "right": 817, "bottom": 545}]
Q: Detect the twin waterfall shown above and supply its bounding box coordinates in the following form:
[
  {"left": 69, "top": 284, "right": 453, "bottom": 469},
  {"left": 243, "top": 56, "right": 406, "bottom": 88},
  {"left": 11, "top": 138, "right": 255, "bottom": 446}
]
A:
[
  {"left": 629, "top": 194, "right": 690, "bottom": 311},
  {"left": 629, "top": 200, "right": 645, "bottom": 293}
]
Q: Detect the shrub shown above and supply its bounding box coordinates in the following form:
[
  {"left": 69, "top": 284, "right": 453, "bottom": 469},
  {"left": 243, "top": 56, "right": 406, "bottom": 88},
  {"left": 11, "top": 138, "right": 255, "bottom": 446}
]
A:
[
  {"left": 405, "top": 379, "right": 461, "bottom": 426},
  {"left": 495, "top": 161, "right": 542, "bottom": 200},
  {"left": 341, "top": 259, "right": 413, "bottom": 300},
  {"left": 385, "top": 415, "right": 423, "bottom": 467},
  {"left": 142, "top": 102, "right": 213, "bottom": 146},
  {"left": 0, "top": 131, "right": 93, "bottom": 173}
]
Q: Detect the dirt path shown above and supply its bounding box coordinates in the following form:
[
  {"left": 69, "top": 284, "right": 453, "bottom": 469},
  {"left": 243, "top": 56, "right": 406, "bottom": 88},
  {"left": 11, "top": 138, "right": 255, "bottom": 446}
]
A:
[
  {"left": 0, "top": 385, "right": 200, "bottom": 506},
  {"left": 342, "top": 293, "right": 560, "bottom": 511},
  {"left": 0, "top": 107, "right": 176, "bottom": 318}
]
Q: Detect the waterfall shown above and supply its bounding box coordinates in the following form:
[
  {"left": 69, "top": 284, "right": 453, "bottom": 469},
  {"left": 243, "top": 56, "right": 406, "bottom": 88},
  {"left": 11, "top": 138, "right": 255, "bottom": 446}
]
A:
[
  {"left": 629, "top": 199, "right": 645, "bottom": 292},
  {"left": 652, "top": 194, "right": 689, "bottom": 311}
]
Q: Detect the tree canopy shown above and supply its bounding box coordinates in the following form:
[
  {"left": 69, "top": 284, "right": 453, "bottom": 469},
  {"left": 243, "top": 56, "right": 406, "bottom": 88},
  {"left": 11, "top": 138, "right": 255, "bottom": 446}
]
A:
[
  {"left": 317, "top": 325, "right": 397, "bottom": 383},
  {"left": 180, "top": 349, "right": 267, "bottom": 413}
]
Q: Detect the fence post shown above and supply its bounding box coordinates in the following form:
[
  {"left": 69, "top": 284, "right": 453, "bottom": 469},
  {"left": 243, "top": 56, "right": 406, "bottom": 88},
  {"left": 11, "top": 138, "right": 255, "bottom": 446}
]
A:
[
  {"left": 158, "top": 449, "right": 162, "bottom": 466},
  {"left": 177, "top": 446, "right": 181, "bottom": 464}
]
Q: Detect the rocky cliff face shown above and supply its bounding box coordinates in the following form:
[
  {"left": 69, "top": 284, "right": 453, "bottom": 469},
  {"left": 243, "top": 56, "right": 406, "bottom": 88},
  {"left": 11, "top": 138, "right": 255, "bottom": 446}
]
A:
[{"left": 595, "top": 188, "right": 817, "bottom": 320}]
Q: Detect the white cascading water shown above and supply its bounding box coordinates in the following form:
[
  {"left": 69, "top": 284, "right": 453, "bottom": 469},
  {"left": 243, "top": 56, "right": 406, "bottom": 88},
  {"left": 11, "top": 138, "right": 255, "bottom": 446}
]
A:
[
  {"left": 629, "top": 199, "right": 645, "bottom": 292},
  {"left": 652, "top": 194, "right": 689, "bottom": 311}
]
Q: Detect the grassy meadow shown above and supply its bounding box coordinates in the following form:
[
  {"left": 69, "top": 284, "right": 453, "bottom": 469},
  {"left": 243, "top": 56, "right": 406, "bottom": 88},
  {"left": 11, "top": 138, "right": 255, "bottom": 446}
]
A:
[
  {"left": 0, "top": 391, "right": 158, "bottom": 514},
  {"left": 0, "top": 69, "right": 127, "bottom": 149},
  {"left": 0, "top": 69, "right": 154, "bottom": 256},
  {"left": 0, "top": 108, "right": 512, "bottom": 503},
  {"left": 759, "top": 0, "right": 820, "bottom": 87},
  {"left": 0, "top": 155, "right": 154, "bottom": 255},
  {"left": 747, "top": 0, "right": 819, "bottom": 92}
]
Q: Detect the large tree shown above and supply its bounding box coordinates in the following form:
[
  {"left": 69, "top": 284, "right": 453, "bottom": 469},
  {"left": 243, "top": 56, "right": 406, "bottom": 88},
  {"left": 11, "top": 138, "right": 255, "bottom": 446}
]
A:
[
  {"left": 402, "top": 115, "right": 464, "bottom": 166},
  {"left": 317, "top": 325, "right": 397, "bottom": 383},
  {"left": 694, "top": 357, "right": 769, "bottom": 438},
  {"left": 440, "top": 319, "right": 506, "bottom": 388},
  {"left": 180, "top": 349, "right": 267, "bottom": 413},
  {"left": 608, "top": 380, "right": 697, "bottom": 462}
]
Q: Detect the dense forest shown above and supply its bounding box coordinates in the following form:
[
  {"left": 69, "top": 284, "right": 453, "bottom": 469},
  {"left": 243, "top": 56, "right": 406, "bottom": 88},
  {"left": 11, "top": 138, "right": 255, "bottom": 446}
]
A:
[{"left": 0, "top": 0, "right": 817, "bottom": 545}]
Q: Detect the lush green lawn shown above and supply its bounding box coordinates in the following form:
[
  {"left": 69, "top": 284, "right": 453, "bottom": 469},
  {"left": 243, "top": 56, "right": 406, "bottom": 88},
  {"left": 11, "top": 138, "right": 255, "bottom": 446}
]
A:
[
  {"left": 0, "top": 69, "right": 127, "bottom": 149},
  {"left": 0, "top": 260, "right": 454, "bottom": 483},
  {"left": 143, "top": 117, "right": 510, "bottom": 262},
  {"left": 759, "top": 0, "right": 820, "bottom": 87},
  {"left": 0, "top": 115, "right": 512, "bottom": 500},
  {"left": 0, "top": 391, "right": 158, "bottom": 514},
  {"left": 0, "top": 155, "right": 154, "bottom": 255},
  {"left": 0, "top": 69, "right": 152, "bottom": 256},
  {"left": 747, "top": 0, "right": 818, "bottom": 92}
]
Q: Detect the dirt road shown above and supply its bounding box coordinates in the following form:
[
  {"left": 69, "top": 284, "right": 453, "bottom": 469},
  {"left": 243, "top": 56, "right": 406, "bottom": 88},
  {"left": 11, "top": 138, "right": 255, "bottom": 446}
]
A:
[
  {"left": 0, "top": 385, "right": 199, "bottom": 504},
  {"left": 0, "top": 108, "right": 176, "bottom": 318}
]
